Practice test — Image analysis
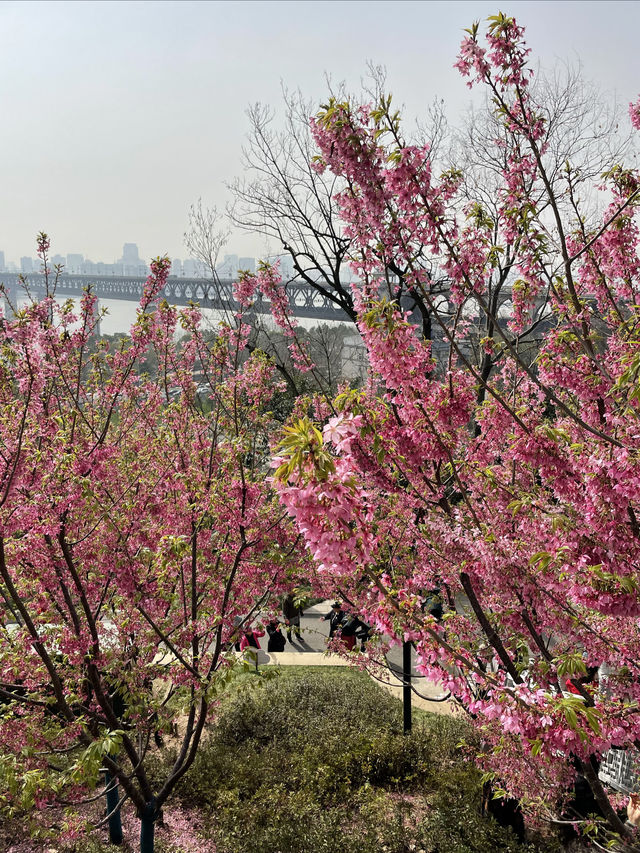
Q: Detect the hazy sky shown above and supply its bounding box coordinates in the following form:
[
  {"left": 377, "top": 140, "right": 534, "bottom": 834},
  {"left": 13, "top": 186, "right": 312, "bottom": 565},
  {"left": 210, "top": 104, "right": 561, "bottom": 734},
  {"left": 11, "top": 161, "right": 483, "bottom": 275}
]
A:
[{"left": 2, "top": 0, "right": 639, "bottom": 265}]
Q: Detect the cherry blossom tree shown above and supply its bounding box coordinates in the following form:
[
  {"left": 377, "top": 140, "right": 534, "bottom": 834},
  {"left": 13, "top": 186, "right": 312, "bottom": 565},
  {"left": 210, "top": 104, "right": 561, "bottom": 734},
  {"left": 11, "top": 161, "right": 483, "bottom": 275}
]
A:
[
  {"left": 0, "top": 237, "right": 303, "bottom": 852},
  {"left": 269, "top": 14, "right": 640, "bottom": 848}
]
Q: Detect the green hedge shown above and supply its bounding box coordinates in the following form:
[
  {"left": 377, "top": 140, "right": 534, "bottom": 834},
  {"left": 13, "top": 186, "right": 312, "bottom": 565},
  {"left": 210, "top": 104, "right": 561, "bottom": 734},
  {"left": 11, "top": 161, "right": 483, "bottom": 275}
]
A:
[{"left": 172, "top": 668, "right": 560, "bottom": 853}]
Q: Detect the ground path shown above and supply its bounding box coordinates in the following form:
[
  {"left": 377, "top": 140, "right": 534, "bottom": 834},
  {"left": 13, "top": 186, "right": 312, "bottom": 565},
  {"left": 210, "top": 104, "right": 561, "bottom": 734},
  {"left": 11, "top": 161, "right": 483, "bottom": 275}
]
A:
[{"left": 253, "top": 600, "right": 457, "bottom": 717}]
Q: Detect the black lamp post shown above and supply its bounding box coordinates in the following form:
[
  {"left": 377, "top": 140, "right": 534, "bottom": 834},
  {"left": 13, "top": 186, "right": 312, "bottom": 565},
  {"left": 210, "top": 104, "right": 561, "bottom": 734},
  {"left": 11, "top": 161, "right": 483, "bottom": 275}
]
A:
[{"left": 402, "top": 639, "right": 412, "bottom": 734}]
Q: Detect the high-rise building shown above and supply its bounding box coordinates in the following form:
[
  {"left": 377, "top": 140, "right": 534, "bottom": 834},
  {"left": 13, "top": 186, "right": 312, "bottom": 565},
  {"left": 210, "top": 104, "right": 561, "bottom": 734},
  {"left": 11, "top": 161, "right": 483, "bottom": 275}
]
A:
[
  {"left": 279, "top": 255, "right": 294, "bottom": 281},
  {"left": 121, "top": 243, "right": 140, "bottom": 265},
  {"left": 217, "top": 254, "right": 239, "bottom": 279},
  {"left": 238, "top": 257, "right": 255, "bottom": 274},
  {"left": 67, "top": 254, "right": 84, "bottom": 274},
  {"left": 118, "top": 244, "right": 149, "bottom": 277},
  {"left": 0, "top": 251, "right": 5, "bottom": 271},
  {"left": 20, "top": 257, "right": 34, "bottom": 273},
  {"left": 52, "top": 254, "right": 65, "bottom": 268},
  {"left": 171, "top": 258, "right": 183, "bottom": 277},
  {"left": 266, "top": 254, "right": 294, "bottom": 281},
  {"left": 183, "top": 258, "right": 205, "bottom": 278}
]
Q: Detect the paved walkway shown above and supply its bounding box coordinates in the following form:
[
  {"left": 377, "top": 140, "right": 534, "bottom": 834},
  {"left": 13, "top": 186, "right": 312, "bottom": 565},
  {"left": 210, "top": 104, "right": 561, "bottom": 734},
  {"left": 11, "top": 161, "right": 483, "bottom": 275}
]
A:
[{"left": 253, "top": 600, "right": 457, "bottom": 717}]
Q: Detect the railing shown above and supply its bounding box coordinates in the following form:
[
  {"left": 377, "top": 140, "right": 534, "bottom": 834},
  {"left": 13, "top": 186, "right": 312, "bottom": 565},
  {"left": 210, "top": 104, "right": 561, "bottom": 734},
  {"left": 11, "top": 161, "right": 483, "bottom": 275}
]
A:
[{"left": 600, "top": 749, "right": 640, "bottom": 793}]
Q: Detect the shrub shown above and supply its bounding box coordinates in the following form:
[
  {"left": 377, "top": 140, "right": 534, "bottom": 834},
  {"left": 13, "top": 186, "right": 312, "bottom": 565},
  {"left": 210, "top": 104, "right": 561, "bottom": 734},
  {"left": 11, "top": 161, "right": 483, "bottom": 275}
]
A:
[
  {"left": 171, "top": 668, "right": 560, "bottom": 852},
  {"left": 213, "top": 667, "right": 403, "bottom": 746}
]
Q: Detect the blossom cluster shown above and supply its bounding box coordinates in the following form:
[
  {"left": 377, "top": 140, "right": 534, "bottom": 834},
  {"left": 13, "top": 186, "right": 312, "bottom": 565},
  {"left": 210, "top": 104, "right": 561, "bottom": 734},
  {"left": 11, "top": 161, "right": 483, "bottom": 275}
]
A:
[{"left": 272, "top": 13, "right": 640, "bottom": 834}]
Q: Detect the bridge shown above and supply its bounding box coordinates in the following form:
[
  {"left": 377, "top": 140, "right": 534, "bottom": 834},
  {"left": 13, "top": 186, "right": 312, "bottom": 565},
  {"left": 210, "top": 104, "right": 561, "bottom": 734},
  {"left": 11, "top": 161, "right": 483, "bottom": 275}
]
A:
[{"left": 0, "top": 272, "right": 351, "bottom": 323}]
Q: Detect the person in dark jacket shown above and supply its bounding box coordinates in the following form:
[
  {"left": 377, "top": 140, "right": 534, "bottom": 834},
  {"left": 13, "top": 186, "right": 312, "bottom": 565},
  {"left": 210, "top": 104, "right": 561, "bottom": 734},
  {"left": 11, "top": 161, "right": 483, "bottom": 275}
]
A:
[
  {"left": 321, "top": 602, "right": 346, "bottom": 639},
  {"left": 282, "top": 593, "right": 304, "bottom": 643},
  {"left": 339, "top": 613, "right": 360, "bottom": 650},
  {"left": 266, "top": 620, "right": 286, "bottom": 653},
  {"left": 355, "top": 620, "right": 372, "bottom": 651},
  {"left": 421, "top": 588, "right": 444, "bottom": 622}
]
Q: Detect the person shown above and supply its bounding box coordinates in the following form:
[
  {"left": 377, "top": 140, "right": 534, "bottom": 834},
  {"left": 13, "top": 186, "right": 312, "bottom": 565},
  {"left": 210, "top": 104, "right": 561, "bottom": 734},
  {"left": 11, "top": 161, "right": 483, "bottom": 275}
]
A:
[
  {"left": 282, "top": 593, "right": 304, "bottom": 643},
  {"left": 239, "top": 625, "right": 265, "bottom": 671},
  {"left": 355, "top": 619, "right": 372, "bottom": 651},
  {"left": 627, "top": 793, "right": 640, "bottom": 830},
  {"left": 340, "top": 613, "right": 366, "bottom": 651},
  {"left": 266, "top": 620, "right": 286, "bottom": 653},
  {"left": 421, "top": 588, "right": 444, "bottom": 622},
  {"left": 566, "top": 665, "right": 599, "bottom": 696},
  {"left": 239, "top": 625, "right": 264, "bottom": 651},
  {"left": 321, "top": 602, "right": 346, "bottom": 639}
]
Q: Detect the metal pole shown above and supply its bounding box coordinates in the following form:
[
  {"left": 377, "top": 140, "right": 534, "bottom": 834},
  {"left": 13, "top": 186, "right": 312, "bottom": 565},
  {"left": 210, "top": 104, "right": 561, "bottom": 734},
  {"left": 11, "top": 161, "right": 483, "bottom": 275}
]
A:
[{"left": 402, "top": 640, "right": 412, "bottom": 734}]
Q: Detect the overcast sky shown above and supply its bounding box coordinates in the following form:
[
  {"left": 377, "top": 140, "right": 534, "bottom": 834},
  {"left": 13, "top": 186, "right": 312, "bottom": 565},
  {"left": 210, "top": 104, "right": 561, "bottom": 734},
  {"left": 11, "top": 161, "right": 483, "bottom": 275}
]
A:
[{"left": 2, "top": 0, "right": 639, "bottom": 266}]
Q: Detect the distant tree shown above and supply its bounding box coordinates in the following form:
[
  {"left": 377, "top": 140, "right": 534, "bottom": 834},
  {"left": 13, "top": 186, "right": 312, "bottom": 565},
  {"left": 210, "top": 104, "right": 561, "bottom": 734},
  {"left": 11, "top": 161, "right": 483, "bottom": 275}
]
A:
[
  {"left": 247, "top": 321, "right": 356, "bottom": 400},
  {"left": 228, "top": 90, "right": 355, "bottom": 321},
  {"left": 183, "top": 199, "right": 230, "bottom": 282},
  {"left": 0, "top": 237, "right": 303, "bottom": 852},
  {"left": 305, "top": 323, "right": 355, "bottom": 391},
  {"left": 183, "top": 199, "right": 234, "bottom": 324}
]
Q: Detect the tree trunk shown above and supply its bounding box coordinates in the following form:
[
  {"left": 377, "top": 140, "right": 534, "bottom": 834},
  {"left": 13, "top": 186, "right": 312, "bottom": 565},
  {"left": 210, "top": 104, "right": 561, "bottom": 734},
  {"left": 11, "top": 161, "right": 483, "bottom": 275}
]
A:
[
  {"left": 139, "top": 800, "right": 156, "bottom": 853},
  {"left": 104, "top": 771, "right": 123, "bottom": 845}
]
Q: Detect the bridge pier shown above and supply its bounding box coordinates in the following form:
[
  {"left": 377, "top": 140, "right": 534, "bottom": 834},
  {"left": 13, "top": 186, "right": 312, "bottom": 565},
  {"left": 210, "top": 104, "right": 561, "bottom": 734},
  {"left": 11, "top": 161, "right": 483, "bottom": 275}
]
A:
[
  {"left": 1, "top": 279, "right": 19, "bottom": 317},
  {"left": 95, "top": 298, "right": 102, "bottom": 338}
]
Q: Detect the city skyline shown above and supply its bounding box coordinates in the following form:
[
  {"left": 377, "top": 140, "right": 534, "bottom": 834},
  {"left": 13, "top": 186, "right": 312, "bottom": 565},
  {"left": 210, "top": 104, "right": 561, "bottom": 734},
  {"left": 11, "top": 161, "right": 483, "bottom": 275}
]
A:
[{"left": 0, "top": 243, "right": 262, "bottom": 278}]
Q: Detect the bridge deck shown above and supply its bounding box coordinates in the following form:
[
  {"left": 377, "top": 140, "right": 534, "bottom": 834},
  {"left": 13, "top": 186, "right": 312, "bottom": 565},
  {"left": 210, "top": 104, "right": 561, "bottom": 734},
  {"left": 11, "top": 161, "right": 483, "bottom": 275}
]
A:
[{"left": 0, "top": 272, "right": 351, "bottom": 322}]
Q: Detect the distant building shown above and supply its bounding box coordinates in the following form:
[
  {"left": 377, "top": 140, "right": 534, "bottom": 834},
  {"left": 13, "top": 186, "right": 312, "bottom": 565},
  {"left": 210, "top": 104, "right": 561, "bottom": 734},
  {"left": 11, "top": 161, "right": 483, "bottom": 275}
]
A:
[
  {"left": 67, "top": 254, "right": 84, "bottom": 274},
  {"left": 217, "top": 253, "right": 239, "bottom": 279},
  {"left": 20, "top": 257, "right": 34, "bottom": 273},
  {"left": 183, "top": 258, "right": 206, "bottom": 278},
  {"left": 118, "top": 243, "right": 148, "bottom": 277},
  {"left": 279, "top": 255, "right": 294, "bottom": 281},
  {"left": 341, "top": 333, "right": 368, "bottom": 382},
  {"left": 171, "top": 258, "right": 183, "bottom": 277},
  {"left": 0, "top": 251, "right": 5, "bottom": 271},
  {"left": 51, "top": 254, "right": 65, "bottom": 268},
  {"left": 217, "top": 254, "right": 259, "bottom": 279},
  {"left": 121, "top": 243, "right": 140, "bottom": 265},
  {"left": 266, "top": 254, "right": 294, "bottom": 281}
]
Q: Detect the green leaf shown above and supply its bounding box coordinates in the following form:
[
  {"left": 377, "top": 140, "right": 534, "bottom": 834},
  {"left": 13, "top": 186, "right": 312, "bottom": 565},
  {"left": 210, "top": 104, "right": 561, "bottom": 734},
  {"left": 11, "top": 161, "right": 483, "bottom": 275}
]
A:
[
  {"left": 564, "top": 707, "right": 578, "bottom": 729},
  {"left": 529, "top": 551, "right": 552, "bottom": 570}
]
